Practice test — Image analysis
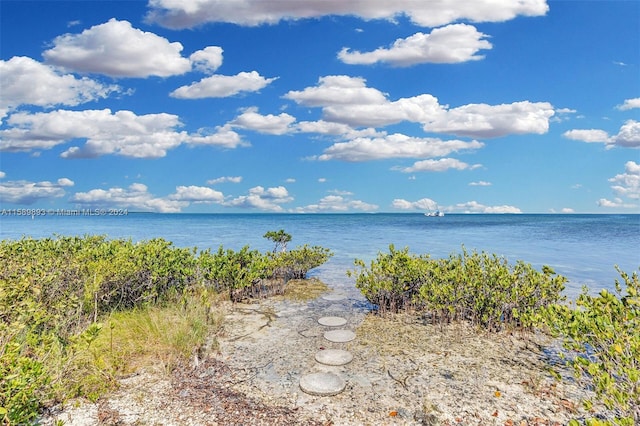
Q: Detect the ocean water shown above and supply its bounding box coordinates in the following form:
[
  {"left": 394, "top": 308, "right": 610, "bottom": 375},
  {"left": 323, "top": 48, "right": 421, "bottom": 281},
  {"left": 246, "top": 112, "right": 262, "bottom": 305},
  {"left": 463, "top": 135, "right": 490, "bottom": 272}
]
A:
[{"left": 1, "top": 213, "right": 638, "bottom": 299}]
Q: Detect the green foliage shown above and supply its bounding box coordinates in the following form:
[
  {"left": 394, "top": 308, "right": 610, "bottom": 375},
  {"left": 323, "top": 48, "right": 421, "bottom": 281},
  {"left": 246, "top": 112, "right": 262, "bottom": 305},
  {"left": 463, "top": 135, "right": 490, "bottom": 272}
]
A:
[
  {"left": 349, "top": 245, "right": 566, "bottom": 330},
  {"left": 199, "top": 245, "right": 269, "bottom": 301},
  {"left": 0, "top": 234, "right": 332, "bottom": 423},
  {"left": 532, "top": 267, "right": 640, "bottom": 425},
  {"left": 263, "top": 229, "right": 292, "bottom": 252},
  {"left": 269, "top": 244, "right": 334, "bottom": 280}
]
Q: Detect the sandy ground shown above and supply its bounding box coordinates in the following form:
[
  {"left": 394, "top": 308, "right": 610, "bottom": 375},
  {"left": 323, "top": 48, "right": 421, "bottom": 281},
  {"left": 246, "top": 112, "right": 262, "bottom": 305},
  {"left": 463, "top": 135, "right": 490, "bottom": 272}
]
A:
[{"left": 41, "top": 287, "right": 609, "bottom": 426}]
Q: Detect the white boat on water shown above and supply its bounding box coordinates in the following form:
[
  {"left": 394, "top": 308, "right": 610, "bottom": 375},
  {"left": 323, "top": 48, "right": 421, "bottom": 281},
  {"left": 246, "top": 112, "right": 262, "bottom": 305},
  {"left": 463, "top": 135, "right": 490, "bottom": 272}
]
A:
[{"left": 424, "top": 210, "right": 445, "bottom": 217}]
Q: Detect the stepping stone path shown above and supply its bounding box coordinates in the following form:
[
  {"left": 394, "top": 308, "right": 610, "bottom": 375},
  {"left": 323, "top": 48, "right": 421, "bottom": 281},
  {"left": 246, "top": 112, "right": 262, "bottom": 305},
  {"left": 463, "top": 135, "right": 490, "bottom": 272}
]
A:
[
  {"left": 299, "top": 292, "right": 354, "bottom": 397},
  {"left": 324, "top": 329, "right": 356, "bottom": 343},
  {"left": 315, "top": 349, "right": 353, "bottom": 366},
  {"left": 318, "top": 316, "right": 347, "bottom": 327}
]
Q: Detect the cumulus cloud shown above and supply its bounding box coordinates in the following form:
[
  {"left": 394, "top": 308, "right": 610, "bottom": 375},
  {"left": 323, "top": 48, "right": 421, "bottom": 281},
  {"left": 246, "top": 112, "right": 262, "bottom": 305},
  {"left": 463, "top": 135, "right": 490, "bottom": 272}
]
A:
[
  {"left": 285, "top": 76, "right": 554, "bottom": 137},
  {"left": 230, "top": 107, "right": 296, "bottom": 135},
  {"left": 186, "top": 124, "right": 245, "bottom": 149},
  {"left": 168, "top": 185, "right": 225, "bottom": 203},
  {"left": 392, "top": 198, "right": 439, "bottom": 211},
  {"left": 146, "top": 0, "right": 548, "bottom": 29},
  {"left": 597, "top": 198, "right": 637, "bottom": 209},
  {"left": 469, "top": 181, "right": 492, "bottom": 186},
  {"left": 616, "top": 97, "right": 640, "bottom": 111},
  {"left": 424, "top": 101, "right": 555, "bottom": 138},
  {"left": 314, "top": 133, "right": 484, "bottom": 162},
  {"left": 608, "top": 161, "right": 640, "bottom": 200},
  {"left": 284, "top": 75, "right": 388, "bottom": 107},
  {"left": 170, "top": 71, "right": 277, "bottom": 99},
  {"left": 224, "top": 185, "right": 293, "bottom": 211},
  {"left": 207, "top": 176, "right": 243, "bottom": 185},
  {"left": 0, "top": 176, "right": 74, "bottom": 205},
  {"left": 338, "top": 24, "right": 492, "bottom": 66},
  {"left": 452, "top": 201, "right": 521, "bottom": 213},
  {"left": 615, "top": 120, "right": 640, "bottom": 148},
  {"left": 43, "top": 19, "right": 191, "bottom": 77},
  {"left": 71, "top": 183, "right": 188, "bottom": 213},
  {"left": 293, "top": 195, "right": 378, "bottom": 213},
  {"left": 0, "top": 56, "right": 120, "bottom": 119},
  {"left": 563, "top": 120, "right": 640, "bottom": 149},
  {"left": 395, "top": 158, "right": 481, "bottom": 173},
  {"left": 563, "top": 129, "right": 612, "bottom": 143},
  {"left": 0, "top": 109, "right": 245, "bottom": 157},
  {"left": 189, "top": 46, "right": 224, "bottom": 74}
]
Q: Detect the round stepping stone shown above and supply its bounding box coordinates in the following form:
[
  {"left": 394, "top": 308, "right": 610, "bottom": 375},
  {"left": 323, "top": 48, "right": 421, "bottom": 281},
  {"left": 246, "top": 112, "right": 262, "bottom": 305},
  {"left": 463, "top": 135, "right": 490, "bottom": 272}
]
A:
[
  {"left": 299, "top": 372, "right": 346, "bottom": 396},
  {"left": 315, "top": 349, "right": 353, "bottom": 366},
  {"left": 324, "top": 329, "right": 356, "bottom": 343},
  {"left": 318, "top": 316, "right": 347, "bottom": 327},
  {"left": 322, "top": 293, "right": 347, "bottom": 301}
]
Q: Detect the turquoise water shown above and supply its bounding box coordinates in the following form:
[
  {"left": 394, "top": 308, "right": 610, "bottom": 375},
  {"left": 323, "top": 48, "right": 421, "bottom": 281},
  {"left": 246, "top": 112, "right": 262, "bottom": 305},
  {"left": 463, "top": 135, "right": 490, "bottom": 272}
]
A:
[{"left": 1, "top": 213, "right": 638, "bottom": 299}]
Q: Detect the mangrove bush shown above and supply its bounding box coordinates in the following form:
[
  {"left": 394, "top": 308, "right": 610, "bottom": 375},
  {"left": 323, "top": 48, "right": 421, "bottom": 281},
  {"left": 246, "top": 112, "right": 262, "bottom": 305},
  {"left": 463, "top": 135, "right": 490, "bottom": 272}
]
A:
[{"left": 349, "top": 245, "right": 567, "bottom": 330}]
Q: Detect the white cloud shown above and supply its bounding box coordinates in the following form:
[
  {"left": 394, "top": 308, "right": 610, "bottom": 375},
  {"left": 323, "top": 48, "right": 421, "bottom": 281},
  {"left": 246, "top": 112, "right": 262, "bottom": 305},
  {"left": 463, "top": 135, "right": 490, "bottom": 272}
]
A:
[
  {"left": 0, "top": 177, "right": 74, "bottom": 205},
  {"left": 70, "top": 183, "right": 188, "bottom": 213},
  {"left": 293, "top": 195, "right": 378, "bottom": 213},
  {"left": 1, "top": 109, "right": 245, "bottom": 157},
  {"left": 469, "top": 181, "right": 492, "bottom": 186},
  {"left": 0, "top": 56, "right": 120, "bottom": 119},
  {"left": 597, "top": 198, "right": 637, "bottom": 209},
  {"left": 616, "top": 98, "right": 640, "bottom": 111},
  {"left": 452, "top": 200, "right": 522, "bottom": 213},
  {"left": 396, "top": 158, "right": 482, "bottom": 173},
  {"left": 392, "top": 198, "right": 438, "bottom": 211},
  {"left": 560, "top": 208, "right": 575, "bottom": 213},
  {"left": 284, "top": 75, "right": 388, "bottom": 107},
  {"left": 608, "top": 161, "right": 640, "bottom": 200},
  {"left": 285, "top": 76, "right": 554, "bottom": 137},
  {"left": 207, "top": 176, "right": 243, "bottom": 185},
  {"left": 230, "top": 107, "right": 296, "bottom": 135},
  {"left": 43, "top": 19, "right": 191, "bottom": 77},
  {"left": 563, "top": 120, "right": 640, "bottom": 149},
  {"left": 146, "top": 0, "right": 548, "bottom": 29},
  {"left": 563, "top": 129, "right": 612, "bottom": 143},
  {"left": 296, "top": 120, "right": 384, "bottom": 140},
  {"left": 0, "top": 171, "right": 5, "bottom": 179},
  {"left": 424, "top": 101, "right": 555, "bottom": 138},
  {"left": 338, "top": 24, "right": 492, "bottom": 66},
  {"left": 187, "top": 124, "right": 245, "bottom": 149},
  {"left": 170, "top": 71, "right": 277, "bottom": 99},
  {"left": 315, "top": 133, "right": 484, "bottom": 162},
  {"left": 169, "top": 185, "right": 225, "bottom": 203},
  {"left": 224, "top": 185, "right": 293, "bottom": 211},
  {"left": 614, "top": 120, "right": 640, "bottom": 148},
  {"left": 189, "top": 46, "right": 223, "bottom": 74}
]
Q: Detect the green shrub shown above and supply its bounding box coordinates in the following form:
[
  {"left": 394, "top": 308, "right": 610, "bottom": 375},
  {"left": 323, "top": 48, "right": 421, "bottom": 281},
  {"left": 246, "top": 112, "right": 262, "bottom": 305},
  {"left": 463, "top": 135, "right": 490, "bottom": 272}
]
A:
[
  {"left": 350, "top": 246, "right": 566, "bottom": 330},
  {"left": 269, "top": 244, "right": 334, "bottom": 280},
  {"left": 348, "top": 245, "right": 432, "bottom": 312},
  {"left": 534, "top": 267, "right": 640, "bottom": 425},
  {"left": 0, "top": 234, "right": 332, "bottom": 423}
]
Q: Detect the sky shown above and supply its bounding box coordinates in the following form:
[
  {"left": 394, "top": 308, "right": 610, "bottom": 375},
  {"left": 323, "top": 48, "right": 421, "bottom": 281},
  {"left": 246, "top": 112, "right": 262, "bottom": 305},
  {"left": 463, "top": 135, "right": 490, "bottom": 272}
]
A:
[{"left": 0, "top": 0, "right": 639, "bottom": 214}]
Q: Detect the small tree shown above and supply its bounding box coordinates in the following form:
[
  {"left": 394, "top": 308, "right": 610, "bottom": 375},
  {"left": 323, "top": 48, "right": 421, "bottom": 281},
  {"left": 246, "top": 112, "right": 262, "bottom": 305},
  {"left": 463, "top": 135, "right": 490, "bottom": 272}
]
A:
[{"left": 263, "top": 229, "right": 292, "bottom": 253}]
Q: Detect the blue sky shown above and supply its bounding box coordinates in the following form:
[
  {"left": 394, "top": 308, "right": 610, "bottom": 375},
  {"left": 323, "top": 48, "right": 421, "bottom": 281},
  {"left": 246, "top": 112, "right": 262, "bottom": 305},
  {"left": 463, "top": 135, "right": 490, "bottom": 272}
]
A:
[{"left": 1, "top": 0, "right": 638, "bottom": 214}]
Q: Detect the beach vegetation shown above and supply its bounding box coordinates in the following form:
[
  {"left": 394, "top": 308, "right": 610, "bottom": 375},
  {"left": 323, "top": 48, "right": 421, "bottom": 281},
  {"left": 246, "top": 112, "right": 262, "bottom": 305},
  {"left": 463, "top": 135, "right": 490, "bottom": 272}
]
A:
[
  {"left": 0, "top": 234, "right": 331, "bottom": 424},
  {"left": 349, "top": 245, "right": 566, "bottom": 330},
  {"left": 351, "top": 245, "right": 639, "bottom": 424},
  {"left": 532, "top": 267, "right": 640, "bottom": 425},
  {"left": 263, "top": 229, "right": 292, "bottom": 252}
]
